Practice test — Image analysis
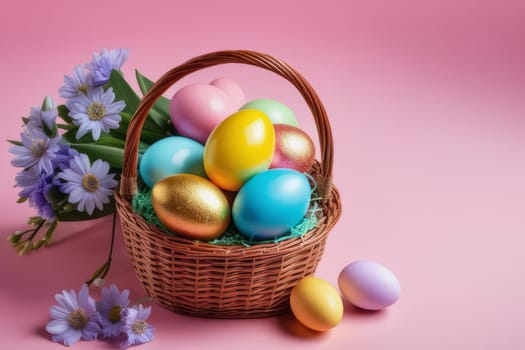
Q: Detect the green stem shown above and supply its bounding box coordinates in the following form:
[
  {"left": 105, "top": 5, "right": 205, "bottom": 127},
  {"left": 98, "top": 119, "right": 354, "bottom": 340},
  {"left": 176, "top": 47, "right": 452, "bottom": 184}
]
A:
[
  {"left": 101, "top": 211, "right": 117, "bottom": 279},
  {"left": 85, "top": 211, "right": 117, "bottom": 285},
  {"left": 28, "top": 220, "right": 46, "bottom": 240}
]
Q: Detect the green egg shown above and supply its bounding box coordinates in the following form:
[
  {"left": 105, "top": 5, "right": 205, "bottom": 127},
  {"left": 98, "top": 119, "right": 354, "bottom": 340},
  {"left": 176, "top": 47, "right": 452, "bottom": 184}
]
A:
[{"left": 240, "top": 99, "right": 298, "bottom": 126}]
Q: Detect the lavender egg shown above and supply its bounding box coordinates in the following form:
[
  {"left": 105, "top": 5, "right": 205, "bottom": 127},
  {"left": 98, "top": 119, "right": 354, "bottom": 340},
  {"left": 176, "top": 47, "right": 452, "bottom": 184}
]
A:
[{"left": 338, "top": 260, "right": 401, "bottom": 310}]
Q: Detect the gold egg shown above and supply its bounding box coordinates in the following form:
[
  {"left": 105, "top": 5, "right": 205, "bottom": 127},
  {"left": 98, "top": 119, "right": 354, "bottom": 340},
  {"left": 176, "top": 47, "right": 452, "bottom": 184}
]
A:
[
  {"left": 271, "top": 124, "right": 315, "bottom": 173},
  {"left": 151, "top": 174, "right": 231, "bottom": 241}
]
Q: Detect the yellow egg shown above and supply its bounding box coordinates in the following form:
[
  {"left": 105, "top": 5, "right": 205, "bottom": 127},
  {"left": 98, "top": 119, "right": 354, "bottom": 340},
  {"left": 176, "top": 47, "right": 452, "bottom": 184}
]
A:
[
  {"left": 290, "top": 276, "right": 344, "bottom": 332},
  {"left": 151, "top": 174, "right": 231, "bottom": 241},
  {"left": 204, "top": 109, "right": 275, "bottom": 191}
]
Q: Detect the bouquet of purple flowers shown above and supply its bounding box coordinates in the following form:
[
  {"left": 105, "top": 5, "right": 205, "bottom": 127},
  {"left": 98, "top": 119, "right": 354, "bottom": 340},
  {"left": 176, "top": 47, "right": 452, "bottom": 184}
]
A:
[
  {"left": 8, "top": 48, "right": 175, "bottom": 281},
  {"left": 8, "top": 48, "right": 168, "bottom": 348}
]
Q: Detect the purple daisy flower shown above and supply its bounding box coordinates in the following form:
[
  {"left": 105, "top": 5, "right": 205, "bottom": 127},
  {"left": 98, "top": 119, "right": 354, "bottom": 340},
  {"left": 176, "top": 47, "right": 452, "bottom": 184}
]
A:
[
  {"left": 87, "top": 48, "right": 129, "bottom": 87},
  {"left": 10, "top": 126, "right": 63, "bottom": 174},
  {"left": 59, "top": 65, "right": 92, "bottom": 102},
  {"left": 57, "top": 153, "right": 118, "bottom": 215},
  {"left": 28, "top": 96, "right": 58, "bottom": 130},
  {"left": 15, "top": 167, "right": 41, "bottom": 199},
  {"left": 68, "top": 87, "right": 125, "bottom": 141},
  {"left": 120, "top": 305, "right": 154, "bottom": 349},
  {"left": 45, "top": 284, "right": 101, "bottom": 346},
  {"left": 96, "top": 284, "right": 130, "bottom": 338},
  {"left": 15, "top": 168, "right": 59, "bottom": 220},
  {"left": 53, "top": 142, "right": 79, "bottom": 170}
]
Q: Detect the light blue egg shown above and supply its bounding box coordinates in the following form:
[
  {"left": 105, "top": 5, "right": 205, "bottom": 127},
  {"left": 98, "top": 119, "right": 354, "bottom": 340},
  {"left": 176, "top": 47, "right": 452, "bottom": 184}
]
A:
[
  {"left": 232, "top": 168, "right": 311, "bottom": 241},
  {"left": 240, "top": 99, "right": 298, "bottom": 126},
  {"left": 139, "top": 136, "right": 206, "bottom": 188}
]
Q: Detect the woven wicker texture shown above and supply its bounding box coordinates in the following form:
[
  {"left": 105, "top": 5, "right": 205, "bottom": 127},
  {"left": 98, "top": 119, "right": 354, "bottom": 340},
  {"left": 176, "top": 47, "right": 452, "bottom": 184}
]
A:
[{"left": 115, "top": 50, "right": 342, "bottom": 318}]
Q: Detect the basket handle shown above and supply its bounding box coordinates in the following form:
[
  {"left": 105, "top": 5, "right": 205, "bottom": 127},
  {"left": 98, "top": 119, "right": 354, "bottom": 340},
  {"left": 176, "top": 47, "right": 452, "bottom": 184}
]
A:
[{"left": 120, "top": 50, "right": 334, "bottom": 200}]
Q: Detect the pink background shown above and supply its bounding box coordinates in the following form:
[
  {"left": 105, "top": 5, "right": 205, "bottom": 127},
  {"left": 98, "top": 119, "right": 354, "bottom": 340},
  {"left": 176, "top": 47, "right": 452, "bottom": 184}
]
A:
[{"left": 1, "top": 0, "right": 524, "bottom": 349}]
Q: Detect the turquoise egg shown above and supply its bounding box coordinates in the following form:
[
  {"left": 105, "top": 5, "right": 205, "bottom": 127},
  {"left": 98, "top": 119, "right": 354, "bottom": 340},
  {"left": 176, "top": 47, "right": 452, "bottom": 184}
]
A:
[
  {"left": 232, "top": 168, "right": 311, "bottom": 241},
  {"left": 240, "top": 99, "right": 298, "bottom": 126},
  {"left": 139, "top": 136, "right": 206, "bottom": 188}
]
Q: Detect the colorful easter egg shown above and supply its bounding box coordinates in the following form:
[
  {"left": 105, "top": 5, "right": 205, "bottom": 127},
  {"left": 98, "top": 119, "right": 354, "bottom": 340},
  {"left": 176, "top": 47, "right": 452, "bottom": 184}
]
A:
[
  {"left": 170, "top": 79, "right": 244, "bottom": 143},
  {"left": 151, "top": 174, "right": 231, "bottom": 241},
  {"left": 210, "top": 78, "right": 245, "bottom": 108},
  {"left": 271, "top": 124, "right": 315, "bottom": 172},
  {"left": 290, "top": 276, "right": 344, "bottom": 332},
  {"left": 139, "top": 136, "right": 206, "bottom": 188},
  {"left": 240, "top": 99, "right": 298, "bottom": 126},
  {"left": 204, "top": 109, "right": 275, "bottom": 191},
  {"left": 232, "top": 168, "right": 311, "bottom": 241},
  {"left": 338, "top": 260, "right": 401, "bottom": 310}
]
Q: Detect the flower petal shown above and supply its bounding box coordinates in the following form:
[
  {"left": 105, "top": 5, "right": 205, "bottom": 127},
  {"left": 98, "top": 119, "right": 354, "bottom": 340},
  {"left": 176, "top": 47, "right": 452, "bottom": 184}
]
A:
[
  {"left": 45, "top": 319, "right": 70, "bottom": 335},
  {"left": 55, "top": 289, "right": 78, "bottom": 311},
  {"left": 50, "top": 305, "right": 69, "bottom": 319},
  {"left": 85, "top": 197, "right": 95, "bottom": 215},
  {"left": 81, "top": 321, "right": 101, "bottom": 341},
  {"left": 62, "top": 328, "right": 82, "bottom": 346}
]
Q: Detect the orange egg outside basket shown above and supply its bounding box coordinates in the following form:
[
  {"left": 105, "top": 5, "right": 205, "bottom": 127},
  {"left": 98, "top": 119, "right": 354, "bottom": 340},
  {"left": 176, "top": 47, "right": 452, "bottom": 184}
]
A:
[{"left": 114, "top": 50, "right": 342, "bottom": 318}]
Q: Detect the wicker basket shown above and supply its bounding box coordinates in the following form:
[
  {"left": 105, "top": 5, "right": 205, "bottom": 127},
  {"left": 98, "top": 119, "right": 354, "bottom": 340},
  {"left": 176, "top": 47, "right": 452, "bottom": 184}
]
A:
[{"left": 115, "top": 50, "right": 342, "bottom": 318}]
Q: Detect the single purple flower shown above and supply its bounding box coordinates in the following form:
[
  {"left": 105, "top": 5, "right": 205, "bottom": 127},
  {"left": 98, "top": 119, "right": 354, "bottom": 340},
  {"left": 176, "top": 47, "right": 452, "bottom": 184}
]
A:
[
  {"left": 15, "top": 167, "right": 41, "bottom": 199},
  {"left": 57, "top": 153, "right": 118, "bottom": 215},
  {"left": 53, "top": 142, "right": 79, "bottom": 170},
  {"left": 15, "top": 167, "right": 59, "bottom": 221},
  {"left": 27, "top": 171, "right": 59, "bottom": 221},
  {"left": 10, "top": 126, "right": 62, "bottom": 174},
  {"left": 120, "top": 305, "right": 154, "bottom": 349},
  {"left": 68, "top": 87, "right": 125, "bottom": 141},
  {"left": 45, "top": 284, "right": 101, "bottom": 346},
  {"left": 86, "top": 48, "right": 129, "bottom": 87},
  {"left": 59, "top": 65, "right": 93, "bottom": 102},
  {"left": 96, "top": 284, "right": 130, "bottom": 338}
]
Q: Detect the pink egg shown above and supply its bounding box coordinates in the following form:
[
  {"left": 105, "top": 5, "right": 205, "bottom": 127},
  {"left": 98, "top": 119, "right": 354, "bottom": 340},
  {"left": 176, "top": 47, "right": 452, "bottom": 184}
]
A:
[
  {"left": 169, "top": 80, "right": 244, "bottom": 144},
  {"left": 271, "top": 124, "right": 315, "bottom": 173},
  {"left": 338, "top": 260, "right": 401, "bottom": 311},
  {"left": 210, "top": 78, "right": 245, "bottom": 108}
]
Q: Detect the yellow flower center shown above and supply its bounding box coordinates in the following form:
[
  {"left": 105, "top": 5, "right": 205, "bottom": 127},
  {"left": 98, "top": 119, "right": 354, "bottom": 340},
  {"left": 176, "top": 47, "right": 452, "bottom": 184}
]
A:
[
  {"left": 82, "top": 174, "right": 99, "bottom": 192},
  {"left": 67, "top": 309, "right": 88, "bottom": 330},
  {"left": 30, "top": 138, "right": 47, "bottom": 158},
  {"left": 77, "top": 84, "right": 89, "bottom": 95},
  {"left": 131, "top": 320, "right": 148, "bottom": 335},
  {"left": 108, "top": 306, "right": 121, "bottom": 323},
  {"left": 87, "top": 102, "right": 106, "bottom": 121}
]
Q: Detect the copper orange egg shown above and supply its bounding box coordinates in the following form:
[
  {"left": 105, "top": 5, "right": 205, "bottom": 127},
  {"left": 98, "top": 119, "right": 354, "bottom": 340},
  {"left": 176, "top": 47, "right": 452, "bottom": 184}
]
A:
[{"left": 271, "top": 124, "right": 315, "bottom": 173}]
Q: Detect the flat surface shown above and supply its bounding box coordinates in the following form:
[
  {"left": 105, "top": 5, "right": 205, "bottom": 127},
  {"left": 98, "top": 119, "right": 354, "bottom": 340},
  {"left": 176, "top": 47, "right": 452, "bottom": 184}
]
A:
[{"left": 1, "top": 1, "right": 524, "bottom": 349}]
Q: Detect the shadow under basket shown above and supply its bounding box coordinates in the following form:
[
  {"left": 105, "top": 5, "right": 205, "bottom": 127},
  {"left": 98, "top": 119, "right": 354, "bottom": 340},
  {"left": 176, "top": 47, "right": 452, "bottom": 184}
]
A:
[{"left": 115, "top": 50, "right": 342, "bottom": 318}]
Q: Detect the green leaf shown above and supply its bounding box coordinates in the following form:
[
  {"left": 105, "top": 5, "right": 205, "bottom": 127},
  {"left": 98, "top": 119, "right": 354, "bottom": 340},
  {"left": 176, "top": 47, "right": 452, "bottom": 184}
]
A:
[
  {"left": 146, "top": 104, "right": 171, "bottom": 132},
  {"left": 57, "top": 124, "right": 74, "bottom": 130},
  {"left": 114, "top": 112, "right": 167, "bottom": 145},
  {"left": 108, "top": 70, "right": 141, "bottom": 116},
  {"left": 69, "top": 144, "right": 125, "bottom": 169},
  {"left": 28, "top": 216, "right": 44, "bottom": 225},
  {"left": 138, "top": 141, "right": 150, "bottom": 154},
  {"left": 109, "top": 71, "right": 168, "bottom": 134},
  {"left": 42, "top": 121, "right": 58, "bottom": 138},
  {"left": 139, "top": 128, "right": 167, "bottom": 144},
  {"left": 58, "top": 198, "right": 116, "bottom": 221},
  {"left": 135, "top": 70, "right": 171, "bottom": 115},
  {"left": 135, "top": 70, "right": 173, "bottom": 130},
  {"left": 57, "top": 105, "right": 73, "bottom": 124},
  {"left": 136, "top": 69, "right": 153, "bottom": 96},
  {"left": 7, "top": 139, "right": 23, "bottom": 146}
]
